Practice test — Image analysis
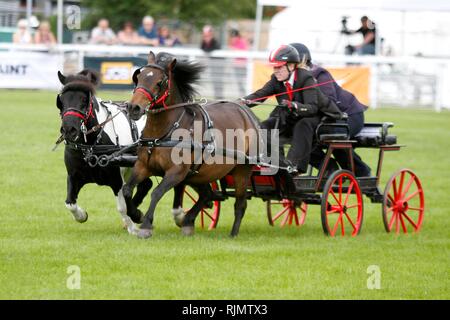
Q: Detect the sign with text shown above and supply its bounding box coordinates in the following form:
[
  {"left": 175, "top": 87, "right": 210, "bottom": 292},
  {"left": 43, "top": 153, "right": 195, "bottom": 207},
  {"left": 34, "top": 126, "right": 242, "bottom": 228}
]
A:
[{"left": 0, "top": 51, "right": 63, "bottom": 89}]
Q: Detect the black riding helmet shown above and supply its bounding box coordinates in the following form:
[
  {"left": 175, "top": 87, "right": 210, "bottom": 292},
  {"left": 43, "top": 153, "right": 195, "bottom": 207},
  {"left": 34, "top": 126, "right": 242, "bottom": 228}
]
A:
[
  {"left": 268, "top": 44, "right": 300, "bottom": 67},
  {"left": 290, "top": 43, "right": 312, "bottom": 66}
]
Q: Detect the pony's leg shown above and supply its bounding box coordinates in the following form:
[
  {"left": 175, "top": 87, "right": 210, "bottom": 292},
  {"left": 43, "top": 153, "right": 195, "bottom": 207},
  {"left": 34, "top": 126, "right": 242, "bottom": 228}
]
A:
[
  {"left": 180, "top": 184, "right": 212, "bottom": 236},
  {"left": 132, "top": 178, "right": 153, "bottom": 207},
  {"left": 171, "top": 183, "right": 185, "bottom": 227},
  {"left": 116, "top": 188, "right": 140, "bottom": 235},
  {"left": 122, "top": 160, "right": 151, "bottom": 224},
  {"left": 138, "top": 168, "right": 189, "bottom": 239},
  {"left": 65, "top": 175, "right": 88, "bottom": 223},
  {"left": 230, "top": 166, "right": 252, "bottom": 237}
]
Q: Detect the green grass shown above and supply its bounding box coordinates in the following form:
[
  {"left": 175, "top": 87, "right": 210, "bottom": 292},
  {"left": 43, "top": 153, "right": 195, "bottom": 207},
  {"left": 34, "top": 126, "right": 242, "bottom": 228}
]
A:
[{"left": 0, "top": 89, "right": 449, "bottom": 299}]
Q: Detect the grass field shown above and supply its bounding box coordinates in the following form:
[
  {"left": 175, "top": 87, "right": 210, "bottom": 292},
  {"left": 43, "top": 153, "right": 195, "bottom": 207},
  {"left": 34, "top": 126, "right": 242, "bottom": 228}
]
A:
[{"left": 0, "top": 89, "right": 449, "bottom": 300}]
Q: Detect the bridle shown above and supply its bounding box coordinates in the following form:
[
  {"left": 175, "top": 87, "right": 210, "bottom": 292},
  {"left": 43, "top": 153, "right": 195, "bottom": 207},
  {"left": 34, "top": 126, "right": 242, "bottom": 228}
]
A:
[
  {"left": 59, "top": 91, "right": 96, "bottom": 142},
  {"left": 132, "top": 64, "right": 171, "bottom": 111},
  {"left": 61, "top": 92, "right": 95, "bottom": 122}
]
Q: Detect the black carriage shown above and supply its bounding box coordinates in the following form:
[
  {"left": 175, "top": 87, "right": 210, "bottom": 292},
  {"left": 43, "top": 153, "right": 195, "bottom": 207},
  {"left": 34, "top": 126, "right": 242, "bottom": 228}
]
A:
[{"left": 180, "top": 120, "right": 425, "bottom": 236}]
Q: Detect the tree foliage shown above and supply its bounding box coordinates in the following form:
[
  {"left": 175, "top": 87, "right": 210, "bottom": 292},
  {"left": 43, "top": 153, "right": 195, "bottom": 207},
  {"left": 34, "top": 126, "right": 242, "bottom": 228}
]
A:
[{"left": 82, "top": 0, "right": 256, "bottom": 31}]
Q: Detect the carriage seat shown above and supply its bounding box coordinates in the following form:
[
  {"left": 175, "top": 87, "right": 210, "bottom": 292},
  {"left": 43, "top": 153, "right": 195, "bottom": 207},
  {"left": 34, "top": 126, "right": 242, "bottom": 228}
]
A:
[
  {"left": 278, "top": 116, "right": 350, "bottom": 145},
  {"left": 354, "top": 122, "right": 397, "bottom": 147},
  {"left": 315, "top": 115, "right": 350, "bottom": 142}
]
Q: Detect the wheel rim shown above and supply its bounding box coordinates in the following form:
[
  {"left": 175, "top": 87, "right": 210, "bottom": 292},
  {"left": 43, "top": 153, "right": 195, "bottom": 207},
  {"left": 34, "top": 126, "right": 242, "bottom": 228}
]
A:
[
  {"left": 181, "top": 182, "right": 221, "bottom": 230},
  {"left": 322, "top": 171, "right": 363, "bottom": 237},
  {"left": 383, "top": 169, "right": 424, "bottom": 234},
  {"left": 267, "top": 199, "right": 307, "bottom": 227}
]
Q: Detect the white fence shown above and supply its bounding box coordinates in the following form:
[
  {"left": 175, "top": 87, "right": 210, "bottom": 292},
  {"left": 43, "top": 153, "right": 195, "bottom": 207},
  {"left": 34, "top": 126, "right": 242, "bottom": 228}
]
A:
[{"left": 1, "top": 43, "right": 449, "bottom": 111}]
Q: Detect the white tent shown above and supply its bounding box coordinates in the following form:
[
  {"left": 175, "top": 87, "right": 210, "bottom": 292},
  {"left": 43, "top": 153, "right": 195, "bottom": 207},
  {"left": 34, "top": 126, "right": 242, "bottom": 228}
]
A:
[{"left": 254, "top": 0, "right": 450, "bottom": 57}]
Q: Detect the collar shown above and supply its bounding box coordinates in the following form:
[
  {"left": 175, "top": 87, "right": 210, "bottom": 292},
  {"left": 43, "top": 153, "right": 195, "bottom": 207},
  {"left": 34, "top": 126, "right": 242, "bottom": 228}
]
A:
[{"left": 284, "top": 69, "right": 296, "bottom": 87}]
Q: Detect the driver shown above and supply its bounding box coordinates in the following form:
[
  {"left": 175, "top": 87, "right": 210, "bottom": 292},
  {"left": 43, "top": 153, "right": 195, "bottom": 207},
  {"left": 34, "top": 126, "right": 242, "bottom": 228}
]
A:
[
  {"left": 241, "top": 44, "right": 343, "bottom": 175},
  {"left": 290, "top": 42, "right": 371, "bottom": 177}
]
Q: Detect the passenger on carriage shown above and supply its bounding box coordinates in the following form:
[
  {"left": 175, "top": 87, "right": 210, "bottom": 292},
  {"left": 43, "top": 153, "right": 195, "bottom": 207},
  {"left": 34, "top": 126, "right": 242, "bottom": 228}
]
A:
[
  {"left": 241, "top": 44, "right": 343, "bottom": 175},
  {"left": 290, "top": 43, "right": 372, "bottom": 177}
]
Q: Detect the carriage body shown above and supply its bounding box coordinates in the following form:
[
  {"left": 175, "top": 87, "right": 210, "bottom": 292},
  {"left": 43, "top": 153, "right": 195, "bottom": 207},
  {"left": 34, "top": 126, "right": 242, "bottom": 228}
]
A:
[{"left": 186, "top": 121, "right": 425, "bottom": 236}]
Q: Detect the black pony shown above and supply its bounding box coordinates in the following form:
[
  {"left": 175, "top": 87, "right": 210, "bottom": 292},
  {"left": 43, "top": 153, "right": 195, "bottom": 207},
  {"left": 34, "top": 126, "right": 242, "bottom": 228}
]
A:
[{"left": 56, "top": 69, "right": 152, "bottom": 234}]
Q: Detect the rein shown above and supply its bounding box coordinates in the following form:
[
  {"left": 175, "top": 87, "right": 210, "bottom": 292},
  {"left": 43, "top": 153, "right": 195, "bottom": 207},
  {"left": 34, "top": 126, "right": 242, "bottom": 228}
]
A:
[{"left": 248, "top": 75, "right": 348, "bottom": 103}]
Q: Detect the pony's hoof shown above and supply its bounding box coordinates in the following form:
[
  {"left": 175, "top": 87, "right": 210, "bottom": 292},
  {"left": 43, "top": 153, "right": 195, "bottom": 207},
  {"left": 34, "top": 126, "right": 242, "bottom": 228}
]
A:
[
  {"left": 76, "top": 211, "right": 88, "bottom": 223},
  {"left": 137, "top": 228, "right": 153, "bottom": 239},
  {"left": 122, "top": 217, "right": 139, "bottom": 235},
  {"left": 181, "top": 226, "right": 195, "bottom": 236},
  {"left": 172, "top": 207, "right": 185, "bottom": 228},
  {"left": 66, "top": 203, "right": 88, "bottom": 223}
]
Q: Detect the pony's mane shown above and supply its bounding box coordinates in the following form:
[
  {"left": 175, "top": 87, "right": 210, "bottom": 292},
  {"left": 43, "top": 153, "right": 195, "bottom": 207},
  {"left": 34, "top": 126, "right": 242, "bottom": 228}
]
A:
[
  {"left": 60, "top": 69, "right": 99, "bottom": 94},
  {"left": 61, "top": 80, "right": 95, "bottom": 95},
  {"left": 172, "top": 60, "right": 204, "bottom": 102}
]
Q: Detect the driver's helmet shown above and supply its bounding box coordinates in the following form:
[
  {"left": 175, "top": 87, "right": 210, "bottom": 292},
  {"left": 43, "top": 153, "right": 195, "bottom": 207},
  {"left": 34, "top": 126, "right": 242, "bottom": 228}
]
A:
[{"left": 268, "top": 44, "right": 300, "bottom": 67}]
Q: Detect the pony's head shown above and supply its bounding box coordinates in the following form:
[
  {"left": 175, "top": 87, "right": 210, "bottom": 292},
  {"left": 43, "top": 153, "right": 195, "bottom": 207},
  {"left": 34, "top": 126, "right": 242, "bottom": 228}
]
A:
[
  {"left": 56, "top": 69, "right": 99, "bottom": 142},
  {"left": 128, "top": 51, "right": 203, "bottom": 120}
]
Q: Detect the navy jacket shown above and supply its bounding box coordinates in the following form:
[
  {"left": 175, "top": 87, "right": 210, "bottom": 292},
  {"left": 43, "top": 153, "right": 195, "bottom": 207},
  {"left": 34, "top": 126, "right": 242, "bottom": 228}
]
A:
[{"left": 310, "top": 65, "right": 368, "bottom": 115}]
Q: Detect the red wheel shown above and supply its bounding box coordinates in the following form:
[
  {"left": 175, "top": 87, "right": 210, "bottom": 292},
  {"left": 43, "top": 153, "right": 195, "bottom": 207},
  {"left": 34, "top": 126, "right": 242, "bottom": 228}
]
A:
[
  {"left": 382, "top": 169, "right": 425, "bottom": 234},
  {"left": 321, "top": 170, "right": 363, "bottom": 236},
  {"left": 266, "top": 199, "right": 307, "bottom": 227},
  {"left": 181, "top": 182, "right": 221, "bottom": 230}
]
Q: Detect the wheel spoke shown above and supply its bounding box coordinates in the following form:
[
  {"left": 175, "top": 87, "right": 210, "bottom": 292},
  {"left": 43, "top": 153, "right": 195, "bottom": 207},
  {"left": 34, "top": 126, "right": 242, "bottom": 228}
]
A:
[
  {"left": 185, "top": 190, "right": 197, "bottom": 203},
  {"left": 343, "top": 182, "right": 354, "bottom": 207},
  {"left": 339, "top": 176, "right": 343, "bottom": 203},
  {"left": 401, "top": 211, "right": 418, "bottom": 230},
  {"left": 395, "top": 210, "right": 400, "bottom": 233},
  {"left": 344, "top": 212, "right": 356, "bottom": 231},
  {"left": 398, "top": 171, "right": 406, "bottom": 200},
  {"left": 393, "top": 178, "right": 398, "bottom": 200},
  {"left": 331, "top": 213, "right": 341, "bottom": 236},
  {"left": 403, "top": 189, "right": 421, "bottom": 203},
  {"left": 387, "top": 193, "right": 395, "bottom": 205},
  {"left": 398, "top": 210, "right": 407, "bottom": 233},
  {"left": 400, "top": 175, "right": 415, "bottom": 200},
  {"left": 407, "top": 207, "right": 423, "bottom": 211},
  {"left": 288, "top": 209, "right": 294, "bottom": 225},
  {"left": 330, "top": 190, "right": 341, "bottom": 206},
  {"left": 327, "top": 208, "right": 339, "bottom": 214},
  {"left": 272, "top": 206, "right": 290, "bottom": 222},
  {"left": 388, "top": 211, "right": 396, "bottom": 230},
  {"left": 300, "top": 204, "right": 307, "bottom": 214},
  {"left": 293, "top": 209, "right": 300, "bottom": 225},
  {"left": 281, "top": 208, "right": 290, "bottom": 226},
  {"left": 202, "top": 209, "right": 213, "bottom": 220},
  {"left": 340, "top": 215, "right": 345, "bottom": 236},
  {"left": 200, "top": 209, "right": 205, "bottom": 228}
]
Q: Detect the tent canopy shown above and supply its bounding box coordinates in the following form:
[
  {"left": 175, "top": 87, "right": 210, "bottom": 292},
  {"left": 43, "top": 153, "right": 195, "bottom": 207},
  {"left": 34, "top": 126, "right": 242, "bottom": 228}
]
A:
[
  {"left": 254, "top": 0, "right": 450, "bottom": 56},
  {"left": 257, "top": 0, "right": 450, "bottom": 12}
]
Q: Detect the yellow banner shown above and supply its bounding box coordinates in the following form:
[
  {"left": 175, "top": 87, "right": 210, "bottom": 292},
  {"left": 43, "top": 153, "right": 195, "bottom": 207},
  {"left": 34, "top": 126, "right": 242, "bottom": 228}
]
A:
[
  {"left": 100, "top": 61, "right": 134, "bottom": 85},
  {"left": 252, "top": 62, "right": 370, "bottom": 106}
]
